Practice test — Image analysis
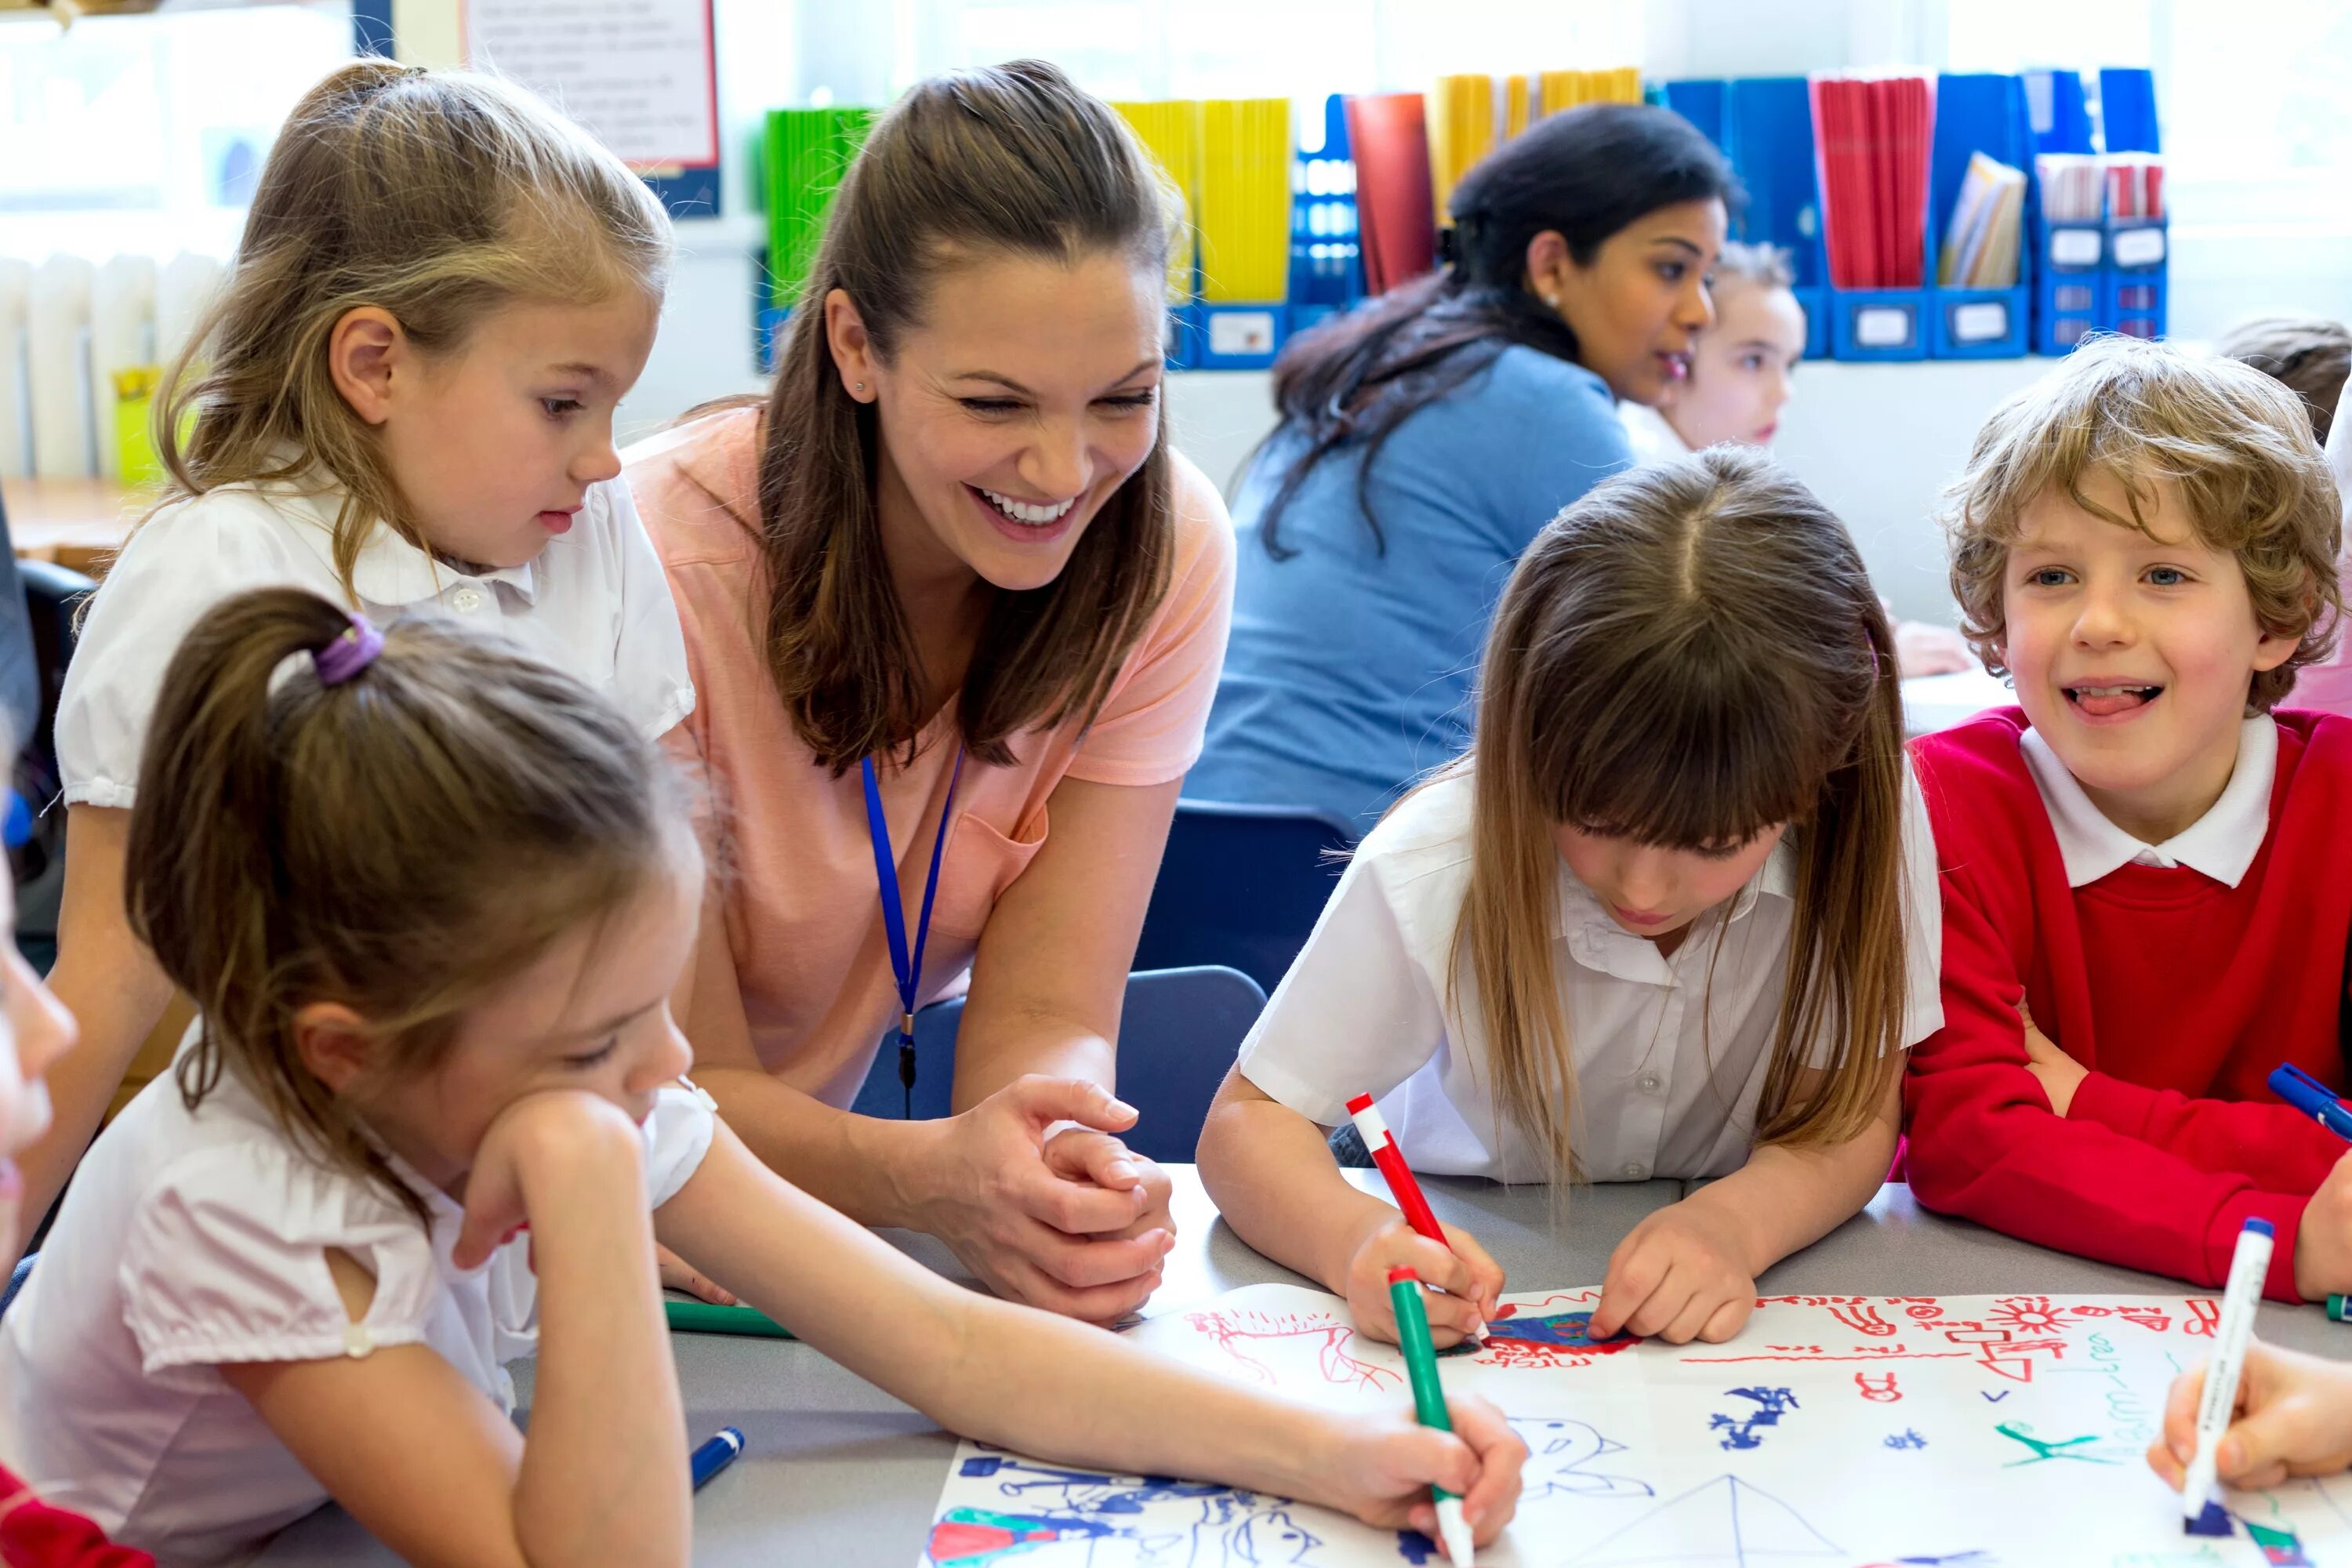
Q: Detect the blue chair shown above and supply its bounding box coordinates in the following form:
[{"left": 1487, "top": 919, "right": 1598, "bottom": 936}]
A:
[
  {"left": 1, "top": 1253, "right": 31, "bottom": 1318},
  {"left": 1132, "top": 800, "right": 1352, "bottom": 995},
  {"left": 850, "top": 965, "right": 1269, "bottom": 1163}
]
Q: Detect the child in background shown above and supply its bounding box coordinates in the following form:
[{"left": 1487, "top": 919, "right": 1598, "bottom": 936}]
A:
[
  {"left": 1905, "top": 337, "right": 2352, "bottom": 1304},
  {"left": 0, "top": 589, "right": 1525, "bottom": 1566},
  {"left": 0, "top": 821, "right": 143, "bottom": 1564},
  {"left": 2222, "top": 317, "right": 2352, "bottom": 717},
  {"left": 2220, "top": 317, "right": 2351, "bottom": 445},
  {"left": 20, "top": 60, "right": 698, "bottom": 1261},
  {"left": 1199, "top": 448, "right": 1943, "bottom": 1349},
  {"left": 1620, "top": 243, "right": 1972, "bottom": 677}
]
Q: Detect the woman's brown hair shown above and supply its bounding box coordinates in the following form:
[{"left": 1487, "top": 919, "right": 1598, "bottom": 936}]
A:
[
  {"left": 754, "top": 59, "right": 1182, "bottom": 771},
  {"left": 154, "top": 60, "right": 671, "bottom": 592},
  {"left": 125, "top": 587, "right": 688, "bottom": 1226},
  {"left": 1449, "top": 446, "right": 1909, "bottom": 1180}
]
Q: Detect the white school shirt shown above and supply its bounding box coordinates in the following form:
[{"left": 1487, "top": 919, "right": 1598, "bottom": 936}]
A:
[
  {"left": 0, "top": 1058, "right": 715, "bottom": 1566},
  {"left": 1617, "top": 401, "right": 1693, "bottom": 469},
  {"left": 56, "top": 474, "right": 694, "bottom": 809},
  {"left": 1236, "top": 768, "right": 1944, "bottom": 1183},
  {"left": 2021, "top": 713, "right": 2275, "bottom": 888}
]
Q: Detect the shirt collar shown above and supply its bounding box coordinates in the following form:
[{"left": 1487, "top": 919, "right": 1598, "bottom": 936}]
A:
[
  {"left": 269, "top": 481, "right": 544, "bottom": 607},
  {"left": 1553, "top": 835, "right": 1797, "bottom": 980},
  {"left": 2018, "top": 713, "right": 2276, "bottom": 888}
]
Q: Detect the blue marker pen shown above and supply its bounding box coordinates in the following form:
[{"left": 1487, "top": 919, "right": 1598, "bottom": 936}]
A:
[
  {"left": 691, "top": 1426, "right": 745, "bottom": 1491},
  {"left": 2267, "top": 1065, "right": 2352, "bottom": 1142}
]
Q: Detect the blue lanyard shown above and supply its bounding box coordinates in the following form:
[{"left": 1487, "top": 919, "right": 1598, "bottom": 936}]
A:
[{"left": 861, "top": 746, "right": 965, "bottom": 1117}]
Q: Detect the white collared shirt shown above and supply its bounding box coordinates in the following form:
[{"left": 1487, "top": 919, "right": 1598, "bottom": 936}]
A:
[
  {"left": 1618, "top": 400, "right": 1693, "bottom": 469},
  {"left": 1235, "top": 767, "right": 1944, "bottom": 1184},
  {"left": 2018, "top": 714, "right": 2275, "bottom": 888},
  {"left": 0, "top": 1055, "right": 715, "bottom": 1564},
  {"left": 57, "top": 474, "right": 694, "bottom": 808}
]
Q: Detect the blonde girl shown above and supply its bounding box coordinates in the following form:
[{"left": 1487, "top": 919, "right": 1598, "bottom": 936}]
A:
[
  {"left": 1199, "top": 447, "right": 1943, "bottom": 1348},
  {"left": 0, "top": 588, "right": 1525, "bottom": 1566},
  {"left": 23, "top": 60, "right": 693, "bottom": 1254}
]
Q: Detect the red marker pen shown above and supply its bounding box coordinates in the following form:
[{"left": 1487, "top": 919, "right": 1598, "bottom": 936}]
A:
[{"left": 1347, "top": 1093, "right": 1484, "bottom": 1336}]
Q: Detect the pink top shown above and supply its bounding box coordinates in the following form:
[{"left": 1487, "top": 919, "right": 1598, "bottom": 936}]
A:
[{"left": 624, "top": 408, "right": 1236, "bottom": 1100}]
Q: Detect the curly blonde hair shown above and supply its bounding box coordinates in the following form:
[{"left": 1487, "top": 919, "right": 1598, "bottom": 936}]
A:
[{"left": 1944, "top": 335, "right": 2343, "bottom": 713}]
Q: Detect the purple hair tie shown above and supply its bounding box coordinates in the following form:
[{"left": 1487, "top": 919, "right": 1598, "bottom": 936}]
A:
[{"left": 314, "top": 614, "right": 384, "bottom": 687}]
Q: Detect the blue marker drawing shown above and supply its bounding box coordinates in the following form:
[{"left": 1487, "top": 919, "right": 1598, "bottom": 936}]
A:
[
  {"left": 1884, "top": 1428, "right": 1929, "bottom": 1450},
  {"left": 1710, "top": 1386, "right": 1801, "bottom": 1451}
]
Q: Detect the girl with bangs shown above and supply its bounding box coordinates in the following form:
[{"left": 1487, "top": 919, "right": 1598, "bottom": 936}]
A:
[{"left": 1198, "top": 447, "right": 1944, "bottom": 1349}]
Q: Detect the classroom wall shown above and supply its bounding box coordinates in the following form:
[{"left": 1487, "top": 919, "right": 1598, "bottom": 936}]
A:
[{"left": 1162, "top": 357, "right": 2056, "bottom": 628}]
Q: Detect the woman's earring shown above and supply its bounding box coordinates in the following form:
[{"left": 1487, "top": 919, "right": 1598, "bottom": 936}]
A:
[
  {"left": 855, "top": 381, "right": 866, "bottom": 394},
  {"left": 1541, "top": 292, "right": 1560, "bottom": 309}
]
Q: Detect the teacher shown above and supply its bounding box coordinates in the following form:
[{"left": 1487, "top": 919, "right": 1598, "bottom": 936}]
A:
[
  {"left": 626, "top": 61, "right": 1234, "bottom": 1322},
  {"left": 1186, "top": 103, "right": 1737, "bottom": 832}
]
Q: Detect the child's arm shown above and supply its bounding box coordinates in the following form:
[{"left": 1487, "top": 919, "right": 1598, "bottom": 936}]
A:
[
  {"left": 15, "top": 808, "right": 176, "bottom": 1262},
  {"left": 2020, "top": 1021, "right": 2346, "bottom": 1191},
  {"left": 1588, "top": 1062, "right": 1901, "bottom": 1344},
  {"left": 218, "top": 1092, "right": 687, "bottom": 1568},
  {"left": 655, "top": 1121, "right": 1527, "bottom": 1544},
  {"left": 2147, "top": 1338, "right": 2352, "bottom": 1493},
  {"left": 1907, "top": 865, "right": 2328, "bottom": 1300},
  {"left": 1196, "top": 1069, "right": 1504, "bottom": 1346}
]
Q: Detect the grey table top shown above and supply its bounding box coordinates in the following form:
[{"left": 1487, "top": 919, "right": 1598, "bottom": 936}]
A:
[{"left": 255, "top": 1172, "right": 2347, "bottom": 1565}]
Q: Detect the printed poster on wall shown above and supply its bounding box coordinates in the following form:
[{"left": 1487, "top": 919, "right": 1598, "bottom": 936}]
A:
[{"left": 462, "top": 0, "right": 720, "bottom": 172}]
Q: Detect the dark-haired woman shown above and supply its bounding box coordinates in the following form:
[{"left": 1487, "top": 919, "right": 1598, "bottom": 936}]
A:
[
  {"left": 626, "top": 63, "right": 1234, "bottom": 1322},
  {"left": 1189, "top": 103, "right": 1735, "bottom": 832}
]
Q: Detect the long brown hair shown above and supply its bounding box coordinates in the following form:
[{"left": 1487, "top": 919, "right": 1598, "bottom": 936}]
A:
[
  {"left": 755, "top": 59, "right": 1181, "bottom": 772},
  {"left": 154, "top": 60, "right": 671, "bottom": 592},
  {"left": 1450, "top": 446, "right": 1909, "bottom": 1180},
  {"left": 125, "top": 588, "right": 688, "bottom": 1226}
]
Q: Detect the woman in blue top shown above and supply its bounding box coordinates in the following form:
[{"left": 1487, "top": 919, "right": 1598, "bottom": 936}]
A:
[{"left": 1190, "top": 104, "right": 1737, "bottom": 831}]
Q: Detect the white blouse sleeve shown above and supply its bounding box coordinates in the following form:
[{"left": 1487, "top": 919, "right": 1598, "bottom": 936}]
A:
[
  {"left": 55, "top": 493, "right": 315, "bottom": 810},
  {"left": 118, "top": 1143, "right": 443, "bottom": 1392},
  {"left": 593, "top": 477, "right": 696, "bottom": 742},
  {"left": 644, "top": 1079, "right": 717, "bottom": 1209},
  {"left": 1896, "top": 760, "right": 1947, "bottom": 1047},
  {"left": 1233, "top": 849, "right": 1453, "bottom": 1127},
  {"left": 1798, "top": 760, "right": 1946, "bottom": 1069}
]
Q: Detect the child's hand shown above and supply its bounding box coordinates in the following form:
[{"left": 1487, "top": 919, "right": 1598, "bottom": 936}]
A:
[
  {"left": 2295, "top": 1150, "right": 2352, "bottom": 1301},
  {"left": 1342, "top": 1213, "right": 1503, "bottom": 1348},
  {"left": 1314, "top": 1396, "right": 1526, "bottom": 1546},
  {"left": 2147, "top": 1338, "right": 2352, "bottom": 1490},
  {"left": 1591, "top": 1198, "right": 1755, "bottom": 1344},
  {"left": 2019, "top": 1022, "right": 2085, "bottom": 1117},
  {"left": 452, "top": 1090, "right": 647, "bottom": 1270}
]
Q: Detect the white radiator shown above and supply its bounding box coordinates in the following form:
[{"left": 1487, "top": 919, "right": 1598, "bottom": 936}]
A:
[{"left": 0, "top": 251, "right": 224, "bottom": 482}]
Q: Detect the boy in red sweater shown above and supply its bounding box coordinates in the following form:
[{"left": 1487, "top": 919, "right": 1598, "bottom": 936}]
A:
[{"left": 1906, "top": 336, "right": 2352, "bottom": 1303}]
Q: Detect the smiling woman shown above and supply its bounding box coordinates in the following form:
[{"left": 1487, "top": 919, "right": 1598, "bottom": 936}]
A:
[
  {"left": 1185, "top": 103, "right": 1738, "bottom": 833},
  {"left": 625, "top": 60, "right": 1236, "bottom": 1323}
]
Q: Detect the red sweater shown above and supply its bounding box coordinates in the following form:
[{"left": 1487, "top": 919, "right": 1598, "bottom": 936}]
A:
[
  {"left": 1906, "top": 708, "right": 2352, "bottom": 1301},
  {"left": 0, "top": 1469, "right": 150, "bottom": 1568}
]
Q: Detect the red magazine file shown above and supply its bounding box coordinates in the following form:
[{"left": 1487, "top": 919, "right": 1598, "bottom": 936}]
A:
[{"left": 1344, "top": 92, "right": 1438, "bottom": 296}]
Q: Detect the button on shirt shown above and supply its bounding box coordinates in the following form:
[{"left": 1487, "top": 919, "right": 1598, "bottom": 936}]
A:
[
  {"left": 57, "top": 475, "right": 695, "bottom": 810},
  {"left": 2020, "top": 714, "right": 2275, "bottom": 888},
  {"left": 1236, "top": 768, "right": 1945, "bottom": 1184}
]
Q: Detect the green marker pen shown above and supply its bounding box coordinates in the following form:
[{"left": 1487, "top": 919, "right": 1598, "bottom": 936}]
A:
[{"left": 1388, "top": 1265, "right": 1475, "bottom": 1568}]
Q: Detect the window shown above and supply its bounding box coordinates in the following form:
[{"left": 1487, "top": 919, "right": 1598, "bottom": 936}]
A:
[{"left": 0, "top": 2, "right": 352, "bottom": 263}]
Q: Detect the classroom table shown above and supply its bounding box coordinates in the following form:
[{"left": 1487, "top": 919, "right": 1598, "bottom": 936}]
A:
[
  {"left": 251, "top": 1172, "right": 2347, "bottom": 1566},
  {"left": 0, "top": 477, "right": 136, "bottom": 579}
]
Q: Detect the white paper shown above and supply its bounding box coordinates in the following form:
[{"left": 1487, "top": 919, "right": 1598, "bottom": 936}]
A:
[
  {"left": 921, "top": 1283, "right": 2352, "bottom": 1565},
  {"left": 465, "top": 0, "right": 716, "bottom": 168}
]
